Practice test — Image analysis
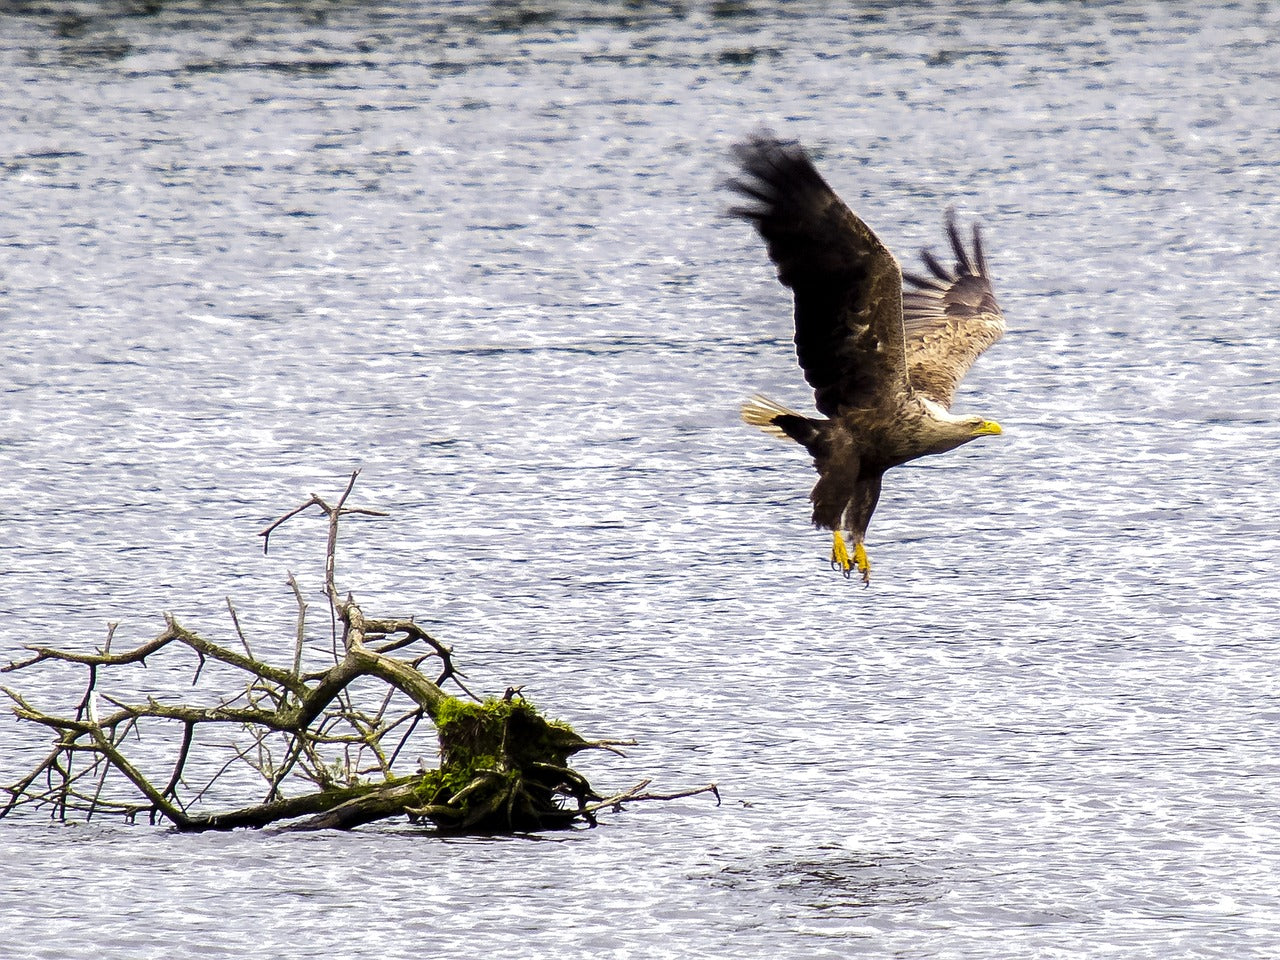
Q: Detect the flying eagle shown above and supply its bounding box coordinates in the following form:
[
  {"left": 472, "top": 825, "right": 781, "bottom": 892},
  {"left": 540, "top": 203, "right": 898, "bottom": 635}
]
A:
[{"left": 729, "top": 133, "right": 1006, "bottom": 584}]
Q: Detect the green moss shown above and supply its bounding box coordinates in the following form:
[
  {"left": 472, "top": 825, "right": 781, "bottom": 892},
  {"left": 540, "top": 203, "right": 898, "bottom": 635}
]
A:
[{"left": 413, "top": 695, "right": 593, "bottom": 831}]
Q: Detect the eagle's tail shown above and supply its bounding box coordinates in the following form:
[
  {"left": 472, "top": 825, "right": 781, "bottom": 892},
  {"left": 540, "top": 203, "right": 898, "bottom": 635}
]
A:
[{"left": 741, "top": 394, "right": 804, "bottom": 442}]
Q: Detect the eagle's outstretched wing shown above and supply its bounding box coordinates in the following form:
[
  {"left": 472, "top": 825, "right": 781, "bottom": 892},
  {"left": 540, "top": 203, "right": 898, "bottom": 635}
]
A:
[
  {"left": 901, "top": 212, "right": 1005, "bottom": 409},
  {"left": 729, "top": 134, "right": 908, "bottom": 417}
]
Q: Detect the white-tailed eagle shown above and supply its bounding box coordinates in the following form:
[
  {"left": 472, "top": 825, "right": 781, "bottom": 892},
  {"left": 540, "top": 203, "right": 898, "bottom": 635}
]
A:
[{"left": 730, "top": 133, "right": 1006, "bottom": 584}]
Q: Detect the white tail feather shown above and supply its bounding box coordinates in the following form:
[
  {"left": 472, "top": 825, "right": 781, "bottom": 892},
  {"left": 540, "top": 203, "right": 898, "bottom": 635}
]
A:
[{"left": 741, "top": 394, "right": 800, "bottom": 442}]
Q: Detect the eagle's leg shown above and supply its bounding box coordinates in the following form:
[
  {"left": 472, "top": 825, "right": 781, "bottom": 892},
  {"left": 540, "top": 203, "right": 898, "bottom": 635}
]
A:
[
  {"left": 830, "top": 530, "right": 852, "bottom": 576},
  {"left": 853, "top": 541, "right": 871, "bottom": 586},
  {"left": 830, "top": 532, "right": 871, "bottom": 584}
]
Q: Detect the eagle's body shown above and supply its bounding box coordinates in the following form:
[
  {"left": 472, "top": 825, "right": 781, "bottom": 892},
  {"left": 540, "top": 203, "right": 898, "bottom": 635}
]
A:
[{"left": 730, "top": 134, "right": 1006, "bottom": 583}]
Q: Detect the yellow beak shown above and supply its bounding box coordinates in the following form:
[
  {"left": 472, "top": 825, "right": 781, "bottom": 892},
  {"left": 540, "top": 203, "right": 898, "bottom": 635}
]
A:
[{"left": 975, "top": 420, "right": 1003, "bottom": 436}]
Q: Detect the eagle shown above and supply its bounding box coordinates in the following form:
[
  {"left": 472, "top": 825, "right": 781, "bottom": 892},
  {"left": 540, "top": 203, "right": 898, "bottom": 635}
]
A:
[{"left": 729, "top": 133, "right": 1006, "bottom": 584}]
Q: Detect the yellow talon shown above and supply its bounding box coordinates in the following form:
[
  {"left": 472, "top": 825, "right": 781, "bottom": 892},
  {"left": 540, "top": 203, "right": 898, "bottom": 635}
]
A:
[
  {"left": 854, "top": 542, "right": 871, "bottom": 586},
  {"left": 832, "top": 532, "right": 871, "bottom": 584},
  {"left": 830, "top": 530, "right": 852, "bottom": 576}
]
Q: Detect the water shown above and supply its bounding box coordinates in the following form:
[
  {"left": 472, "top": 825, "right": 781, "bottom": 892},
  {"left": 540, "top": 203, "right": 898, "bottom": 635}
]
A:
[{"left": 3, "top": 2, "right": 1280, "bottom": 957}]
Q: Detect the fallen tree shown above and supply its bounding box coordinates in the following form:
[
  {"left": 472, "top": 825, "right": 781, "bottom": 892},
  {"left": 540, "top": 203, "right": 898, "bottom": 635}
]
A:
[{"left": 2, "top": 473, "right": 717, "bottom": 832}]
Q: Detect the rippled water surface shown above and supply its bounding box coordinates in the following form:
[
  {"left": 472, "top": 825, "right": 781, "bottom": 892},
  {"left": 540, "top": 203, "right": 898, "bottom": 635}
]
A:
[{"left": 3, "top": 2, "right": 1280, "bottom": 958}]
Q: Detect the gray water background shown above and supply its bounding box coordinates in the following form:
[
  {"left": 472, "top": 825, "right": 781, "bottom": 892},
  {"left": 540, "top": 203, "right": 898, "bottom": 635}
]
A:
[{"left": 2, "top": 2, "right": 1279, "bottom": 957}]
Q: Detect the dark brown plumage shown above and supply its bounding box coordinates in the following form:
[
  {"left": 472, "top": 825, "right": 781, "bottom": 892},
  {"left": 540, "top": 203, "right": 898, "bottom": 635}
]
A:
[{"left": 730, "top": 133, "right": 1006, "bottom": 583}]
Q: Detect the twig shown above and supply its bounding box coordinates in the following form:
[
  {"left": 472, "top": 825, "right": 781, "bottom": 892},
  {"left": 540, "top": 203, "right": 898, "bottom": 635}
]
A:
[
  {"left": 226, "top": 598, "right": 254, "bottom": 662},
  {"left": 286, "top": 572, "right": 307, "bottom": 681},
  {"left": 583, "top": 781, "right": 721, "bottom": 815},
  {"left": 578, "top": 738, "right": 638, "bottom": 757},
  {"left": 4, "top": 631, "right": 176, "bottom": 673}
]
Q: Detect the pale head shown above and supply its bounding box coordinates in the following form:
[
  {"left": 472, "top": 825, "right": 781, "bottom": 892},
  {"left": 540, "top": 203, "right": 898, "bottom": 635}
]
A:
[{"left": 914, "top": 402, "right": 1004, "bottom": 457}]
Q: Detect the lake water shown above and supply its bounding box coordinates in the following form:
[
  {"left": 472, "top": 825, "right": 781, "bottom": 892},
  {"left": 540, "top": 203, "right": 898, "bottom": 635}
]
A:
[{"left": 3, "top": 2, "right": 1279, "bottom": 957}]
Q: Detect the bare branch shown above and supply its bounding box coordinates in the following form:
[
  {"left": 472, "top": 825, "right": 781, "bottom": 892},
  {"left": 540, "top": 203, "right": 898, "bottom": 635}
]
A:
[
  {"left": 4, "top": 630, "right": 176, "bottom": 673},
  {"left": 258, "top": 494, "right": 325, "bottom": 555},
  {"left": 286, "top": 572, "right": 306, "bottom": 680},
  {"left": 226, "top": 598, "right": 254, "bottom": 662},
  {"left": 583, "top": 781, "right": 721, "bottom": 815},
  {"left": 3, "top": 475, "right": 714, "bottom": 835}
]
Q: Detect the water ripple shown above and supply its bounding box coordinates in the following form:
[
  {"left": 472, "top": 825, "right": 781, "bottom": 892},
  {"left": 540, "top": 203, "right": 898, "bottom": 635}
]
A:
[{"left": 3, "top": 3, "right": 1280, "bottom": 959}]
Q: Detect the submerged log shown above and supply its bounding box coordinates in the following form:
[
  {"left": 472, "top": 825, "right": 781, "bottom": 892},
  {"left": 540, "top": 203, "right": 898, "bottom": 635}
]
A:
[{"left": 2, "top": 473, "right": 717, "bottom": 832}]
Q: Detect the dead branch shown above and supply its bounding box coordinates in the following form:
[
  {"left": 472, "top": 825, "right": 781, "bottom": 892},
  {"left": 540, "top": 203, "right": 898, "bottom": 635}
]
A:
[
  {"left": 583, "top": 781, "right": 722, "bottom": 816},
  {"left": 3, "top": 476, "right": 713, "bottom": 834}
]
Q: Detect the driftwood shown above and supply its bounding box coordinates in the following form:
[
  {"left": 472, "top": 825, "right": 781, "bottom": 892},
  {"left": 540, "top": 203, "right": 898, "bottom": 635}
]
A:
[{"left": 2, "top": 473, "right": 717, "bottom": 832}]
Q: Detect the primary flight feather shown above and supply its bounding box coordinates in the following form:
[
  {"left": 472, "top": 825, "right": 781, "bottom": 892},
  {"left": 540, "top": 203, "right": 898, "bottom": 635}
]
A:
[{"left": 730, "top": 133, "right": 1006, "bottom": 584}]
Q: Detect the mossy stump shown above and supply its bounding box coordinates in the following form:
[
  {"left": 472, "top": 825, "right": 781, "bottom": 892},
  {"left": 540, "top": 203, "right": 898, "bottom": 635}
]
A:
[{"left": 411, "top": 696, "right": 600, "bottom": 832}]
